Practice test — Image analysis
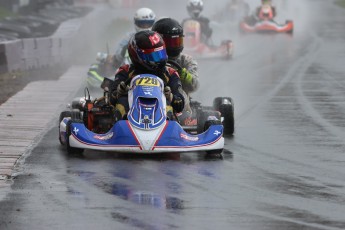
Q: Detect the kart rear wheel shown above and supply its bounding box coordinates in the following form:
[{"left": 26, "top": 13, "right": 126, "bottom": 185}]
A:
[
  {"left": 285, "top": 20, "right": 294, "bottom": 34},
  {"left": 213, "top": 97, "right": 235, "bottom": 135},
  {"left": 59, "top": 111, "right": 72, "bottom": 145},
  {"left": 221, "top": 40, "right": 233, "bottom": 60},
  {"left": 66, "top": 120, "right": 84, "bottom": 155}
]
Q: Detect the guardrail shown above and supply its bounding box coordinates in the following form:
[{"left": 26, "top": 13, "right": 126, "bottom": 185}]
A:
[{"left": 0, "top": 4, "right": 116, "bottom": 74}]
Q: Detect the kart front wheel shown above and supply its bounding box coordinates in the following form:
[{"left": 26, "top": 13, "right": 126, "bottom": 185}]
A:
[
  {"left": 204, "top": 119, "right": 222, "bottom": 131},
  {"left": 213, "top": 97, "right": 235, "bottom": 135},
  {"left": 66, "top": 120, "right": 84, "bottom": 155},
  {"left": 197, "top": 110, "right": 221, "bottom": 134},
  {"left": 206, "top": 149, "right": 223, "bottom": 155}
]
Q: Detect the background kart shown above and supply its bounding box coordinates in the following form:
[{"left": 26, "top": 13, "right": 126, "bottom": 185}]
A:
[
  {"left": 59, "top": 75, "right": 226, "bottom": 156},
  {"left": 183, "top": 19, "right": 234, "bottom": 59},
  {"left": 240, "top": 17, "right": 294, "bottom": 34}
]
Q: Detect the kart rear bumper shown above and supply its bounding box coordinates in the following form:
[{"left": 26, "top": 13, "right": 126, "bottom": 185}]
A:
[{"left": 240, "top": 20, "right": 293, "bottom": 33}]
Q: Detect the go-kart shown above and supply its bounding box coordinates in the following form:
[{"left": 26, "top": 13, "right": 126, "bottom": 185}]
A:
[
  {"left": 59, "top": 74, "right": 226, "bottom": 155},
  {"left": 240, "top": 18, "right": 293, "bottom": 34},
  {"left": 239, "top": 5, "right": 293, "bottom": 34},
  {"left": 182, "top": 19, "right": 234, "bottom": 59}
]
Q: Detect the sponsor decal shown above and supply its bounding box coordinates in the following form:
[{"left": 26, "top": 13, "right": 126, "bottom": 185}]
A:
[
  {"left": 73, "top": 127, "right": 79, "bottom": 135},
  {"left": 149, "top": 34, "right": 161, "bottom": 46},
  {"left": 184, "top": 117, "right": 197, "bottom": 126},
  {"left": 136, "top": 77, "right": 160, "bottom": 87},
  {"left": 180, "top": 133, "right": 199, "bottom": 141},
  {"left": 141, "top": 115, "right": 152, "bottom": 129},
  {"left": 94, "top": 132, "right": 114, "bottom": 140},
  {"left": 213, "top": 130, "right": 221, "bottom": 136}
]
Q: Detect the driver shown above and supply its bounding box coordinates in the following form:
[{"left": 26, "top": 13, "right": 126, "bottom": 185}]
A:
[
  {"left": 110, "top": 31, "right": 185, "bottom": 119},
  {"left": 112, "top": 7, "right": 156, "bottom": 69},
  {"left": 181, "top": 0, "right": 213, "bottom": 44},
  {"left": 152, "top": 18, "right": 199, "bottom": 96},
  {"left": 255, "top": 0, "right": 276, "bottom": 20}
]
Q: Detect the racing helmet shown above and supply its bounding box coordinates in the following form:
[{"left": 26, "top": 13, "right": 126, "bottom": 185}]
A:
[
  {"left": 128, "top": 31, "right": 168, "bottom": 72},
  {"left": 187, "top": 0, "right": 204, "bottom": 18},
  {"left": 152, "top": 18, "right": 184, "bottom": 58},
  {"left": 134, "top": 7, "right": 156, "bottom": 32}
]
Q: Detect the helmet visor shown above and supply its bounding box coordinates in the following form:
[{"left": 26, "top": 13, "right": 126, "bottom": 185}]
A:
[
  {"left": 135, "top": 19, "right": 155, "bottom": 29},
  {"left": 163, "top": 35, "right": 184, "bottom": 49},
  {"left": 137, "top": 47, "right": 168, "bottom": 63}
]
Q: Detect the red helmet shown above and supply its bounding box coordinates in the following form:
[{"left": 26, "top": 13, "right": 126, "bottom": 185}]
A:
[{"left": 128, "top": 31, "right": 168, "bottom": 72}]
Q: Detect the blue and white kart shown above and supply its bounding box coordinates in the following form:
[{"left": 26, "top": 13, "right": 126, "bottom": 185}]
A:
[{"left": 59, "top": 74, "right": 224, "bottom": 155}]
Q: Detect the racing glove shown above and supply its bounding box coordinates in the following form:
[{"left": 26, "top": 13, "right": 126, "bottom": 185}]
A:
[
  {"left": 116, "top": 81, "right": 129, "bottom": 97},
  {"left": 164, "top": 86, "right": 173, "bottom": 102},
  {"left": 171, "top": 95, "right": 184, "bottom": 113},
  {"left": 180, "top": 68, "right": 193, "bottom": 86}
]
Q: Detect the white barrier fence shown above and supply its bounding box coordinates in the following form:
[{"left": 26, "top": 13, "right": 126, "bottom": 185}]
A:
[{"left": 0, "top": 4, "right": 115, "bottom": 74}]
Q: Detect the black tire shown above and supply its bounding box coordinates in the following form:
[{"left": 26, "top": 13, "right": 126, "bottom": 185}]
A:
[
  {"left": 206, "top": 149, "right": 223, "bottom": 155},
  {"left": 285, "top": 20, "right": 294, "bottom": 34},
  {"left": 197, "top": 110, "right": 221, "bottom": 134},
  {"left": 59, "top": 111, "right": 72, "bottom": 123},
  {"left": 197, "top": 110, "right": 207, "bottom": 134},
  {"left": 66, "top": 120, "right": 84, "bottom": 155},
  {"left": 213, "top": 97, "right": 235, "bottom": 135},
  {"left": 203, "top": 119, "right": 222, "bottom": 132},
  {"left": 221, "top": 40, "right": 233, "bottom": 60},
  {"left": 59, "top": 111, "right": 72, "bottom": 145}
]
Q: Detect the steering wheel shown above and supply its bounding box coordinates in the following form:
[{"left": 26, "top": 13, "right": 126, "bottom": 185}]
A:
[{"left": 167, "top": 59, "right": 182, "bottom": 72}]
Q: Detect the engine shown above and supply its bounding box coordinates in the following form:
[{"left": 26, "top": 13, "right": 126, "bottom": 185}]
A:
[{"left": 83, "top": 101, "right": 116, "bottom": 134}]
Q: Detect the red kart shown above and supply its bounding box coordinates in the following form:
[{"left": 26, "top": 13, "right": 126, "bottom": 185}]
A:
[
  {"left": 183, "top": 19, "right": 234, "bottom": 59},
  {"left": 240, "top": 5, "right": 293, "bottom": 34},
  {"left": 240, "top": 19, "right": 293, "bottom": 34}
]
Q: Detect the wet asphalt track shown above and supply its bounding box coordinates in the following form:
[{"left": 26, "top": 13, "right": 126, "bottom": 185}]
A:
[{"left": 1, "top": 0, "right": 345, "bottom": 229}]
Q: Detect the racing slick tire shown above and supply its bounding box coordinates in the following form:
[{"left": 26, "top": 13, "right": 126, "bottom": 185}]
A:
[
  {"left": 285, "top": 20, "right": 294, "bottom": 34},
  {"left": 221, "top": 40, "right": 233, "bottom": 60},
  {"left": 213, "top": 97, "right": 235, "bottom": 135},
  {"left": 66, "top": 120, "right": 84, "bottom": 155},
  {"left": 204, "top": 119, "right": 222, "bottom": 131},
  {"left": 197, "top": 110, "right": 221, "bottom": 134},
  {"left": 59, "top": 111, "right": 72, "bottom": 145},
  {"left": 206, "top": 148, "right": 223, "bottom": 155}
]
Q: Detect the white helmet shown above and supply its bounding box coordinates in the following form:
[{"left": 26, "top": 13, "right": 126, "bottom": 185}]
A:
[
  {"left": 134, "top": 7, "right": 156, "bottom": 32},
  {"left": 187, "top": 0, "right": 204, "bottom": 18}
]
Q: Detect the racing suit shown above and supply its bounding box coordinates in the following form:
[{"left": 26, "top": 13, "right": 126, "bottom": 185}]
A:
[
  {"left": 87, "top": 61, "right": 115, "bottom": 88},
  {"left": 170, "top": 53, "right": 199, "bottom": 122},
  {"left": 110, "top": 64, "right": 185, "bottom": 118},
  {"left": 171, "top": 53, "right": 199, "bottom": 94},
  {"left": 245, "top": 5, "right": 276, "bottom": 25},
  {"left": 182, "top": 16, "right": 213, "bottom": 44},
  {"left": 255, "top": 5, "right": 276, "bottom": 20}
]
